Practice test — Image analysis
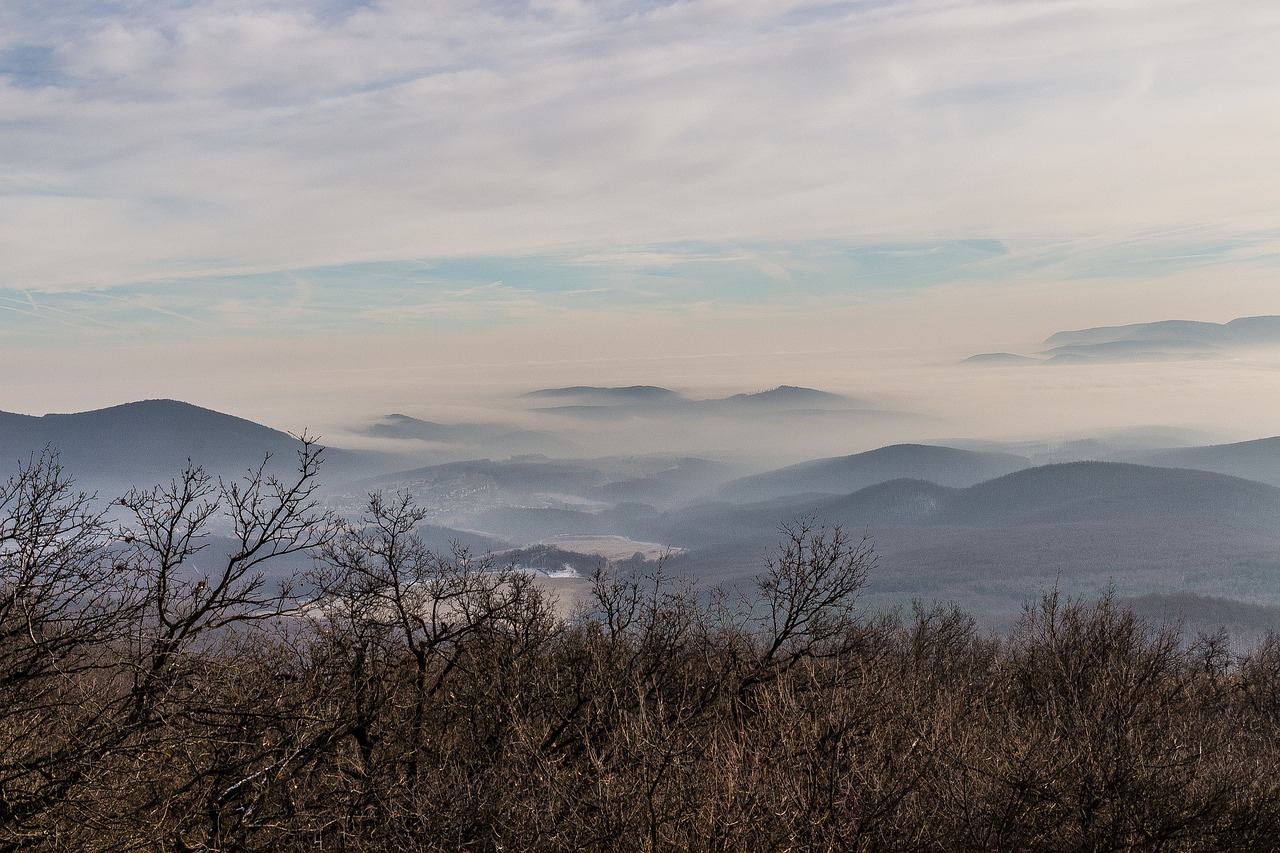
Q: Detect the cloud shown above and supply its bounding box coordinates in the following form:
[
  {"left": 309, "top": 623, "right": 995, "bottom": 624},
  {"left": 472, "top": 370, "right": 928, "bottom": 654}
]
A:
[
  {"left": 5, "top": 234, "right": 1278, "bottom": 352},
  {"left": 4, "top": 0, "right": 1280, "bottom": 444},
  {"left": 0, "top": 0, "right": 1277, "bottom": 291}
]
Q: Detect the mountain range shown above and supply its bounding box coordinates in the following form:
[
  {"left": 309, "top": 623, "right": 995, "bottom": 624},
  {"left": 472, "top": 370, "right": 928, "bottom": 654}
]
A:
[
  {"left": 713, "top": 443, "right": 1031, "bottom": 502},
  {"left": 8, "top": 396, "right": 1280, "bottom": 625},
  {"left": 524, "top": 384, "right": 892, "bottom": 418},
  {"left": 1130, "top": 437, "right": 1280, "bottom": 488},
  {"left": 649, "top": 461, "right": 1280, "bottom": 617},
  {"left": 965, "top": 314, "right": 1280, "bottom": 364}
]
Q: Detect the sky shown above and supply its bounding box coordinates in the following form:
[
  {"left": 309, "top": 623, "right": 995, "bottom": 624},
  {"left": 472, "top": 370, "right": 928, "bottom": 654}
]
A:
[{"left": 3, "top": 0, "right": 1280, "bottom": 448}]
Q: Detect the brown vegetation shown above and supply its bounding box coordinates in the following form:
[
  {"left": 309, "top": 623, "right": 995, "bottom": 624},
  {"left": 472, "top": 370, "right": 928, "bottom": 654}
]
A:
[{"left": 3, "top": 442, "right": 1280, "bottom": 850}]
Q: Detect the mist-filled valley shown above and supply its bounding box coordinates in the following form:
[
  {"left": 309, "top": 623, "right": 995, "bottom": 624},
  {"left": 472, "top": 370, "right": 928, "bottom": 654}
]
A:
[{"left": 8, "top": 335, "right": 1280, "bottom": 646}]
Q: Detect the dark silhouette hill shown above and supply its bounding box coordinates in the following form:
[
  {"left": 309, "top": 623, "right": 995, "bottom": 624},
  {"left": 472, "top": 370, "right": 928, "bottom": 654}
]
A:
[
  {"left": 639, "top": 480, "right": 960, "bottom": 546},
  {"left": 933, "top": 462, "right": 1280, "bottom": 529},
  {"left": 0, "top": 399, "right": 372, "bottom": 495},
  {"left": 1118, "top": 592, "right": 1280, "bottom": 650},
  {"left": 659, "top": 462, "right": 1280, "bottom": 547},
  {"left": 716, "top": 444, "right": 1031, "bottom": 502},
  {"left": 647, "top": 462, "right": 1280, "bottom": 614},
  {"left": 819, "top": 478, "right": 959, "bottom": 525},
  {"left": 460, "top": 460, "right": 1280, "bottom": 558}
]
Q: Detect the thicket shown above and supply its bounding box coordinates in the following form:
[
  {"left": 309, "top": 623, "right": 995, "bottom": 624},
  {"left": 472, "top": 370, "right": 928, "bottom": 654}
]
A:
[{"left": 5, "top": 442, "right": 1280, "bottom": 851}]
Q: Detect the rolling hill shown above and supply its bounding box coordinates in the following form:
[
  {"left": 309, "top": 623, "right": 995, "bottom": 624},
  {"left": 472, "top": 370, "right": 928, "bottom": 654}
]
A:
[
  {"left": 964, "top": 315, "right": 1280, "bottom": 364},
  {"left": 932, "top": 462, "right": 1280, "bottom": 530},
  {"left": 715, "top": 444, "right": 1031, "bottom": 503},
  {"left": 0, "top": 399, "right": 376, "bottom": 495},
  {"left": 523, "top": 386, "right": 686, "bottom": 405},
  {"left": 714, "top": 385, "right": 864, "bottom": 409},
  {"left": 527, "top": 384, "right": 875, "bottom": 416},
  {"left": 1045, "top": 316, "right": 1280, "bottom": 349},
  {"left": 1131, "top": 437, "right": 1280, "bottom": 488},
  {"left": 649, "top": 461, "right": 1280, "bottom": 615},
  {"left": 718, "top": 461, "right": 1280, "bottom": 536}
]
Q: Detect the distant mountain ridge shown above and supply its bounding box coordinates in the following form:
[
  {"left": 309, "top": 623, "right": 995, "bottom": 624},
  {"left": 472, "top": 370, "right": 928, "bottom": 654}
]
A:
[
  {"left": 711, "top": 461, "right": 1280, "bottom": 533},
  {"left": 0, "top": 399, "right": 369, "bottom": 494},
  {"left": 755, "top": 460, "right": 1280, "bottom": 535},
  {"left": 520, "top": 386, "right": 914, "bottom": 437},
  {"left": 721, "top": 386, "right": 853, "bottom": 407},
  {"left": 964, "top": 315, "right": 1280, "bottom": 364},
  {"left": 1129, "top": 436, "right": 1280, "bottom": 488},
  {"left": 665, "top": 460, "right": 1278, "bottom": 538},
  {"left": 1046, "top": 316, "right": 1280, "bottom": 348},
  {"left": 932, "top": 461, "right": 1280, "bottom": 528},
  {"left": 523, "top": 386, "right": 685, "bottom": 403},
  {"left": 525, "top": 384, "right": 869, "bottom": 410},
  {"left": 716, "top": 443, "right": 1032, "bottom": 503},
  {"left": 631, "top": 460, "right": 1280, "bottom": 616}
]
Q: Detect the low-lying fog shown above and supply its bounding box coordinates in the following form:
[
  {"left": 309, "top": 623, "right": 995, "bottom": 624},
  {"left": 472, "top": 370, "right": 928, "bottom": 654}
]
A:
[{"left": 325, "top": 356, "right": 1280, "bottom": 470}]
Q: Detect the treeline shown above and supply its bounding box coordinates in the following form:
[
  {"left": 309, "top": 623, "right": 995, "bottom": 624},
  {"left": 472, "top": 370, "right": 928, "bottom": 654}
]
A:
[{"left": 4, "top": 442, "right": 1280, "bottom": 850}]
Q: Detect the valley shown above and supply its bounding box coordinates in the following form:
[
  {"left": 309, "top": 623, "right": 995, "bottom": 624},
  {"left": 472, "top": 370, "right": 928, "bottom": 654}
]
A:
[{"left": 6, "top": 387, "right": 1280, "bottom": 642}]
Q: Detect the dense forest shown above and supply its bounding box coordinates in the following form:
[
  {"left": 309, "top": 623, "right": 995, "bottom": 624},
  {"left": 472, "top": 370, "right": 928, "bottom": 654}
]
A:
[{"left": 5, "top": 440, "right": 1280, "bottom": 851}]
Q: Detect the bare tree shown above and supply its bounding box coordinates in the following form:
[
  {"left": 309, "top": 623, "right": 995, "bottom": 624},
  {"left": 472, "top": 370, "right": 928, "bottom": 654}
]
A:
[
  {"left": 0, "top": 451, "right": 136, "bottom": 842},
  {"left": 311, "top": 489, "right": 555, "bottom": 818},
  {"left": 116, "top": 435, "right": 331, "bottom": 719},
  {"left": 729, "top": 518, "right": 875, "bottom": 708},
  {"left": 91, "top": 436, "right": 334, "bottom": 848}
]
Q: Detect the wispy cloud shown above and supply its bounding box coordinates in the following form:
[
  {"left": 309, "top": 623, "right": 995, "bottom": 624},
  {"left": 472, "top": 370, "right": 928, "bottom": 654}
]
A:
[
  {"left": 4, "top": 235, "right": 1276, "bottom": 350},
  {"left": 1, "top": 0, "right": 1277, "bottom": 291},
  {"left": 4, "top": 0, "right": 1280, "bottom": 438}
]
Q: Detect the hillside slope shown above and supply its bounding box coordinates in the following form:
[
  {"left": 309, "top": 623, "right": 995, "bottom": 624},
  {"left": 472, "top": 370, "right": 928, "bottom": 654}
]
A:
[
  {"left": 1132, "top": 437, "right": 1280, "bottom": 488},
  {"left": 716, "top": 444, "right": 1031, "bottom": 502},
  {"left": 0, "top": 399, "right": 372, "bottom": 494}
]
